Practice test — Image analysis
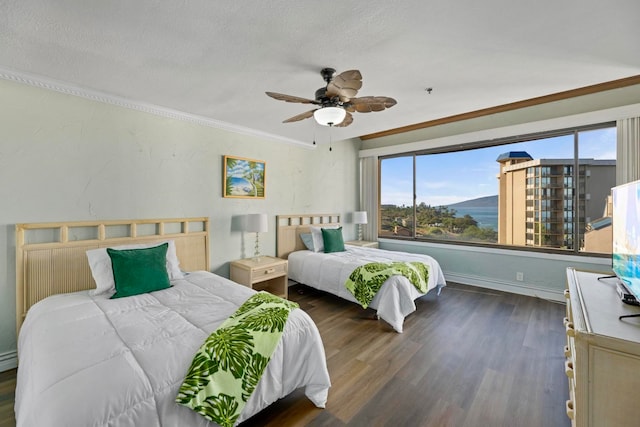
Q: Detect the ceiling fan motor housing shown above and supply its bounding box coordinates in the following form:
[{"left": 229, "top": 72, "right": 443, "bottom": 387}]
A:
[
  {"left": 320, "top": 67, "right": 336, "bottom": 83},
  {"left": 315, "top": 87, "right": 340, "bottom": 106}
]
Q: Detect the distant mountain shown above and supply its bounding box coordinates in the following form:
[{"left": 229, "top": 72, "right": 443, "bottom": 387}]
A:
[{"left": 448, "top": 195, "right": 498, "bottom": 208}]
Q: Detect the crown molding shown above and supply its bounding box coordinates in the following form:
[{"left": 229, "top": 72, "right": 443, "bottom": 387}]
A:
[
  {"left": 360, "top": 74, "right": 640, "bottom": 140},
  {"left": 359, "top": 102, "right": 640, "bottom": 158},
  {"left": 0, "top": 66, "right": 313, "bottom": 149}
]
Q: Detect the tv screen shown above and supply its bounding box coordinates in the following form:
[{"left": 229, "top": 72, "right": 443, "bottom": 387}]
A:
[{"left": 612, "top": 179, "right": 640, "bottom": 300}]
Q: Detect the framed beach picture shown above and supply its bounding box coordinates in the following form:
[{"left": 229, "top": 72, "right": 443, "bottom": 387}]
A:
[{"left": 223, "top": 155, "right": 266, "bottom": 199}]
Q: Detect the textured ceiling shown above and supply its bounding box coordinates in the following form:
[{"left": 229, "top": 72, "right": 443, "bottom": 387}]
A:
[{"left": 1, "top": 0, "right": 640, "bottom": 147}]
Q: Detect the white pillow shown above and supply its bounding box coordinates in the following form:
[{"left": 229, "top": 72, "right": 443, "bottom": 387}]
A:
[
  {"left": 310, "top": 225, "right": 340, "bottom": 253},
  {"left": 300, "top": 233, "right": 315, "bottom": 251},
  {"left": 86, "top": 240, "right": 183, "bottom": 295}
]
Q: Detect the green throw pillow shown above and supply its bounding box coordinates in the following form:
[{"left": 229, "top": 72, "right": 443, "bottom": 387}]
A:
[
  {"left": 322, "top": 227, "right": 345, "bottom": 253},
  {"left": 107, "top": 243, "right": 171, "bottom": 299}
]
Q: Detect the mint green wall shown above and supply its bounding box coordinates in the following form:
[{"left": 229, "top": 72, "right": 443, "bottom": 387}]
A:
[
  {"left": 0, "top": 79, "right": 359, "bottom": 361},
  {"left": 379, "top": 239, "right": 612, "bottom": 302}
]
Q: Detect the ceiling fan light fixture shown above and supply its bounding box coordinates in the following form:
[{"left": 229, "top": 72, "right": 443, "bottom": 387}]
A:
[{"left": 313, "top": 106, "right": 346, "bottom": 126}]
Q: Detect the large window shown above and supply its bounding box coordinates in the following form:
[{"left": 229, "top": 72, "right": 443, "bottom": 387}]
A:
[{"left": 379, "top": 124, "right": 616, "bottom": 254}]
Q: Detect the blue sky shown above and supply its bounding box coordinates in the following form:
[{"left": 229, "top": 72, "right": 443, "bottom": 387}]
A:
[
  {"left": 227, "top": 159, "right": 264, "bottom": 179},
  {"left": 381, "top": 126, "right": 617, "bottom": 207}
]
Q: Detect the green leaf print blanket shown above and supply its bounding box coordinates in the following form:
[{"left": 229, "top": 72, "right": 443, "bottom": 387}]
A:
[
  {"left": 176, "top": 291, "right": 299, "bottom": 427},
  {"left": 345, "top": 261, "right": 430, "bottom": 309}
]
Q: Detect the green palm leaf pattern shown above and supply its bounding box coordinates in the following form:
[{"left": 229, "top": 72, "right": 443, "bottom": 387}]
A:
[
  {"left": 177, "top": 291, "right": 298, "bottom": 427},
  {"left": 176, "top": 353, "right": 220, "bottom": 404},
  {"left": 233, "top": 292, "right": 297, "bottom": 319},
  {"left": 231, "top": 296, "right": 266, "bottom": 318},
  {"left": 345, "top": 261, "right": 430, "bottom": 308},
  {"left": 194, "top": 394, "right": 239, "bottom": 426},
  {"left": 241, "top": 353, "right": 270, "bottom": 401},
  {"left": 204, "top": 325, "right": 254, "bottom": 379},
  {"left": 242, "top": 307, "right": 291, "bottom": 333}
]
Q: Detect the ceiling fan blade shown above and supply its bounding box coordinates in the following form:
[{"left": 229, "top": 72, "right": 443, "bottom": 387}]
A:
[
  {"left": 266, "top": 92, "right": 317, "bottom": 104},
  {"left": 326, "top": 69, "right": 363, "bottom": 101},
  {"left": 334, "top": 111, "right": 353, "bottom": 127},
  {"left": 349, "top": 96, "right": 397, "bottom": 113},
  {"left": 282, "top": 109, "right": 316, "bottom": 123}
]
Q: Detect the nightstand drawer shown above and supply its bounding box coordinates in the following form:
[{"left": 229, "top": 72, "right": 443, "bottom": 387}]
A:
[
  {"left": 345, "top": 240, "right": 379, "bottom": 248},
  {"left": 253, "top": 262, "right": 287, "bottom": 282}
]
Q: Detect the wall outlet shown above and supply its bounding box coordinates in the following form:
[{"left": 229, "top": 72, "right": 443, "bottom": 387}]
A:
[{"left": 516, "top": 272, "right": 524, "bottom": 281}]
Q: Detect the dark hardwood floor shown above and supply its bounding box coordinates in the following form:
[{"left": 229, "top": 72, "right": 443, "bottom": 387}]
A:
[
  {"left": 0, "top": 369, "right": 16, "bottom": 427},
  {"left": 0, "top": 282, "right": 570, "bottom": 427},
  {"left": 243, "top": 282, "right": 570, "bottom": 427}
]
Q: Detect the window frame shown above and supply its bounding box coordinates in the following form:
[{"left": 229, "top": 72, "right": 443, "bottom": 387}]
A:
[{"left": 377, "top": 121, "right": 616, "bottom": 257}]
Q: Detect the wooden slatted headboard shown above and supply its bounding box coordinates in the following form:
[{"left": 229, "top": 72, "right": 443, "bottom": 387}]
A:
[
  {"left": 15, "top": 217, "right": 210, "bottom": 333},
  {"left": 276, "top": 214, "right": 341, "bottom": 259}
]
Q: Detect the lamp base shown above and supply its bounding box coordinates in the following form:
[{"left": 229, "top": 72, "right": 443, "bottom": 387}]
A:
[{"left": 253, "top": 232, "right": 261, "bottom": 259}]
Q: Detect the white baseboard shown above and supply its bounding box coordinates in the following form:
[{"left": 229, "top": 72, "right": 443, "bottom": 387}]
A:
[
  {"left": 0, "top": 350, "right": 18, "bottom": 372},
  {"left": 444, "top": 272, "right": 565, "bottom": 303}
]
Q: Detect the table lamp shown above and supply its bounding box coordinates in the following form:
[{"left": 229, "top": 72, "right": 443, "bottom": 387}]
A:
[
  {"left": 244, "top": 213, "right": 268, "bottom": 260},
  {"left": 353, "top": 211, "right": 368, "bottom": 241}
]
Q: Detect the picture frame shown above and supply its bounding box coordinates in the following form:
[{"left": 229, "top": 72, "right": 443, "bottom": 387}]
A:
[{"left": 223, "top": 155, "right": 266, "bottom": 199}]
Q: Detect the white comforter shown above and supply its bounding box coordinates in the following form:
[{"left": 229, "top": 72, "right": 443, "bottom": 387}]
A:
[
  {"left": 15, "top": 271, "right": 331, "bottom": 427},
  {"left": 288, "top": 245, "right": 447, "bottom": 333}
]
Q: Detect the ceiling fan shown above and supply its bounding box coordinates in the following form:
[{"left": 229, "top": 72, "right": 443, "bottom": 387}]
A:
[{"left": 266, "top": 68, "right": 397, "bottom": 127}]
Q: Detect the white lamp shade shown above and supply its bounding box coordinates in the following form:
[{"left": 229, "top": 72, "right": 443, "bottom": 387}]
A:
[
  {"left": 313, "top": 107, "right": 346, "bottom": 126},
  {"left": 244, "top": 213, "right": 268, "bottom": 233},
  {"left": 353, "top": 211, "right": 368, "bottom": 224}
]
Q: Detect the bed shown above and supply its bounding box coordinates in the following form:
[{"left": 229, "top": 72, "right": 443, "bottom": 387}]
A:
[
  {"left": 14, "top": 218, "right": 330, "bottom": 427},
  {"left": 277, "top": 214, "right": 446, "bottom": 333}
]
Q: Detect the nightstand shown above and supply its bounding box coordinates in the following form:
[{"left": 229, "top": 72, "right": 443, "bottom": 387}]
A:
[
  {"left": 345, "top": 240, "right": 379, "bottom": 248},
  {"left": 230, "top": 256, "right": 288, "bottom": 299}
]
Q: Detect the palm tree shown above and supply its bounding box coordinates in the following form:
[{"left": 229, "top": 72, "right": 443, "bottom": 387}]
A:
[
  {"left": 244, "top": 161, "right": 258, "bottom": 197},
  {"left": 225, "top": 158, "right": 238, "bottom": 195}
]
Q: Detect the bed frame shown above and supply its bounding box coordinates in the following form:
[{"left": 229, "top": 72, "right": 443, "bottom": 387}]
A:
[
  {"left": 16, "top": 217, "right": 210, "bottom": 333},
  {"left": 276, "top": 214, "right": 341, "bottom": 259}
]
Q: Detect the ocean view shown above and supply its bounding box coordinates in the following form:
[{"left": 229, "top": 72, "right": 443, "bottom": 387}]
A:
[
  {"left": 452, "top": 206, "right": 499, "bottom": 231},
  {"left": 228, "top": 176, "right": 253, "bottom": 196}
]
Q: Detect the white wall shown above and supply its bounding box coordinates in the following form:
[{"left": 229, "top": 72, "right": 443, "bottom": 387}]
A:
[{"left": 0, "top": 79, "right": 360, "bottom": 366}]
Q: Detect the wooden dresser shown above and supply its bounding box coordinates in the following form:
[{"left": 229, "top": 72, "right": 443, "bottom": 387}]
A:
[{"left": 564, "top": 268, "right": 640, "bottom": 427}]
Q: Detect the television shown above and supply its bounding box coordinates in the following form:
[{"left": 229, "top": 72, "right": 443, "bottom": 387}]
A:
[{"left": 612, "top": 179, "right": 640, "bottom": 303}]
